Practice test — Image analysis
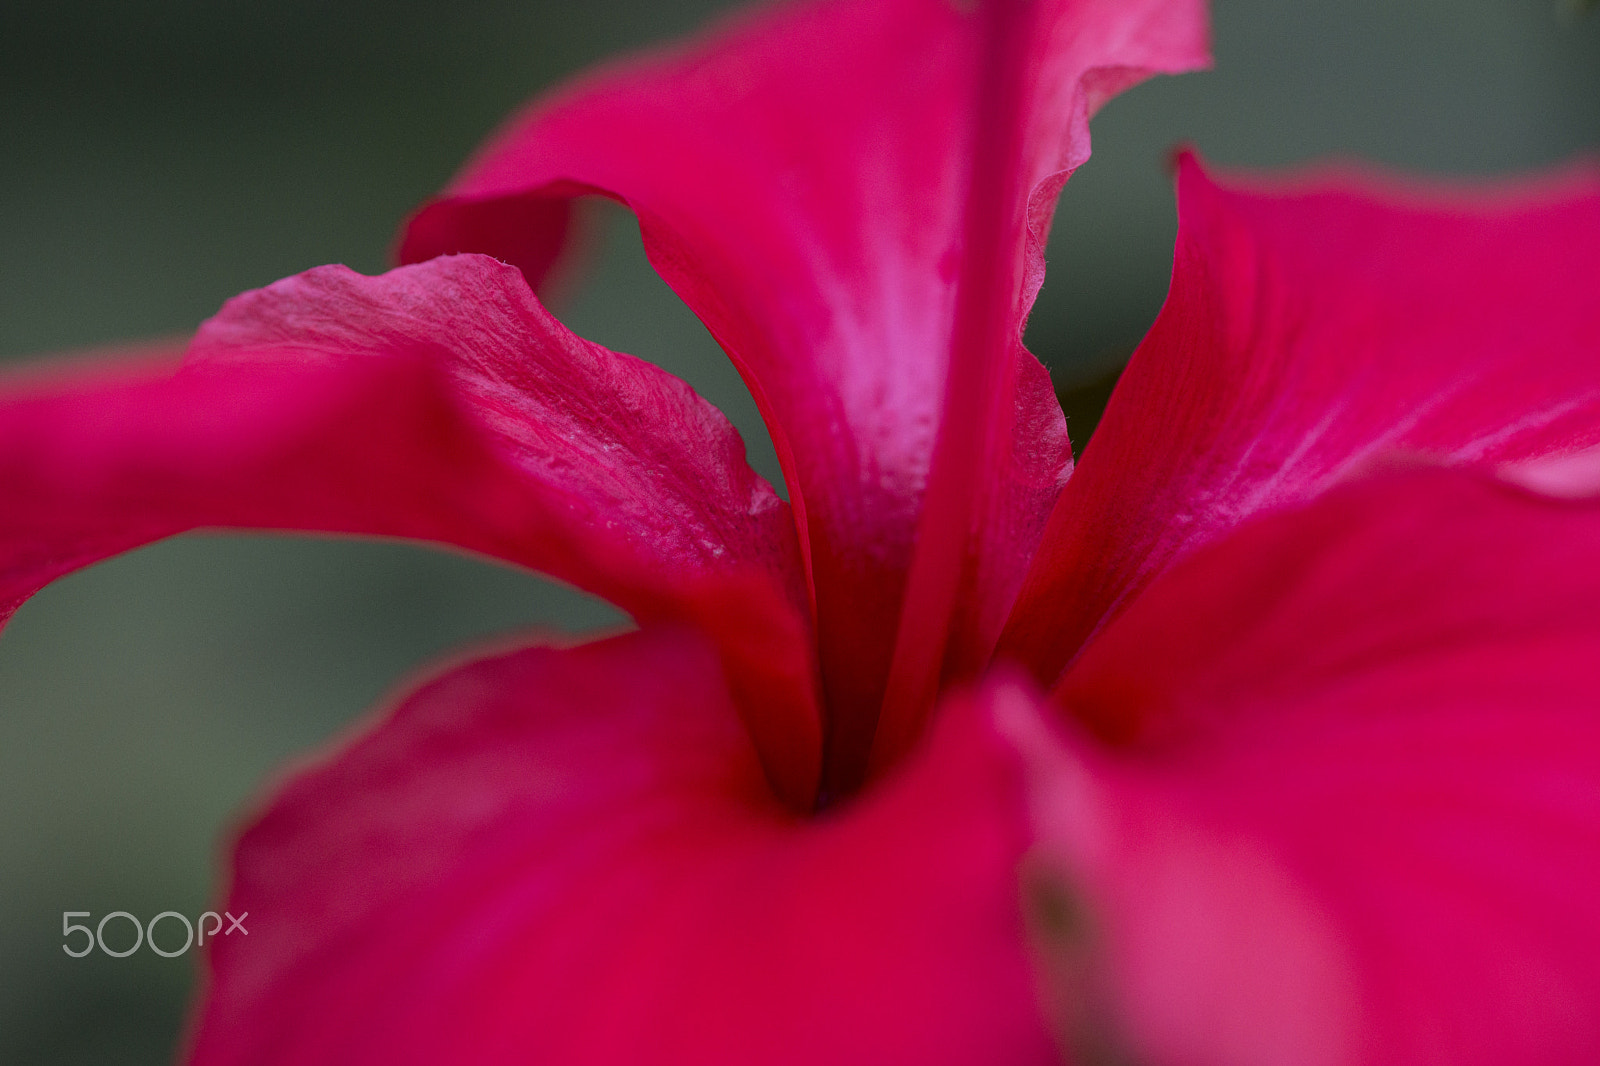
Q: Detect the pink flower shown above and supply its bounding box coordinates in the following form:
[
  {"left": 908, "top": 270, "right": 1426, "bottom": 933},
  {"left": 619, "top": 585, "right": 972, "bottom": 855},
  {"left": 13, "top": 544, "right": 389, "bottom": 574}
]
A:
[{"left": 4, "top": 0, "right": 1600, "bottom": 1062}]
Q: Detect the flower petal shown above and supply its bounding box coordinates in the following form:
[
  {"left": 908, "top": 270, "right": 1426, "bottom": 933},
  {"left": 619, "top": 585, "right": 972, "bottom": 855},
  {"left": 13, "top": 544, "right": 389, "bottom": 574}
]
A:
[
  {"left": 1021, "top": 467, "right": 1600, "bottom": 1064},
  {"left": 398, "top": 0, "right": 1209, "bottom": 768},
  {"left": 1002, "top": 151, "right": 1600, "bottom": 683},
  {"left": 1001, "top": 688, "right": 1359, "bottom": 1066},
  {"left": 189, "top": 628, "right": 1057, "bottom": 1066},
  {"left": 0, "top": 254, "right": 819, "bottom": 803},
  {"left": 876, "top": 0, "right": 1210, "bottom": 771}
]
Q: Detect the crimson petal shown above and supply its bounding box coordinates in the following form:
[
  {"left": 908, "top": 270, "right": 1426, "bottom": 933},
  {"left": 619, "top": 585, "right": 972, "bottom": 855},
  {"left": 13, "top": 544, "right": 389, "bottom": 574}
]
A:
[
  {"left": 398, "top": 0, "right": 1209, "bottom": 778},
  {"left": 0, "top": 254, "right": 819, "bottom": 802},
  {"left": 189, "top": 628, "right": 1057, "bottom": 1066},
  {"left": 1002, "top": 151, "right": 1600, "bottom": 683},
  {"left": 1019, "top": 467, "right": 1600, "bottom": 1064}
]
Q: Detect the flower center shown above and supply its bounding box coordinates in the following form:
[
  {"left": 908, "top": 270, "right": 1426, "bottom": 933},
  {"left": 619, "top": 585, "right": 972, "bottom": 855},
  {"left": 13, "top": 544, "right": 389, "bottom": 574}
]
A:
[{"left": 817, "top": 0, "right": 1036, "bottom": 805}]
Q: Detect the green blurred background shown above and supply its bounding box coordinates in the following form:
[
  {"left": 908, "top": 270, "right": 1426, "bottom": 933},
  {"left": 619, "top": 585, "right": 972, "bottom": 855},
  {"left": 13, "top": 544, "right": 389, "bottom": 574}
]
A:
[{"left": 1, "top": 1, "right": 1596, "bottom": 1061}]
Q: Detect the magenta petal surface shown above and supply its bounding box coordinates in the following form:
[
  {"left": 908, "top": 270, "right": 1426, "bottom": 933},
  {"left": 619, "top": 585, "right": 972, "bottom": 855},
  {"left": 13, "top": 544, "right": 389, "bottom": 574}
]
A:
[
  {"left": 1002, "top": 152, "right": 1600, "bottom": 683},
  {"left": 399, "top": 0, "right": 1208, "bottom": 740},
  {"left": 0, "top": 255, "right": 819, "bottom": 800},
  {"left": 1030, "top": 468, "right": 1600, "bottom": 1064},
  {"left": 189, "top": 628, "right": 1057, "bottom": 1066},
  {"left": 1002, "top": 688, "right": 1357, "bottom": 1066}
]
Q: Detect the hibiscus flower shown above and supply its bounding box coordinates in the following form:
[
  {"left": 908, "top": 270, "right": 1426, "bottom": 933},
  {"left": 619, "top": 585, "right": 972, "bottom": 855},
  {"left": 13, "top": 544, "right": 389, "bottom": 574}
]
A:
[{"left": 4, "top": 0, "right": 1599, "bottom": 1062}]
